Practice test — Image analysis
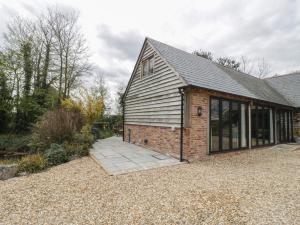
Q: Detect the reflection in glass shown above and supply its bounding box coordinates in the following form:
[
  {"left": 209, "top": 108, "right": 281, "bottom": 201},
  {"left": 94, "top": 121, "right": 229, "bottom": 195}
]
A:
[
  {"left": 222, "top": 101, "right": 230, "bottom": 150},
  {"left": 241, "top": 104, "right": 247, "bottom": 147},
  {"left": 210, "top": 99, "right": 220, "bottom": 152},
  {"left": 232, "top": 102, "right": 239, "bottom": 149}
]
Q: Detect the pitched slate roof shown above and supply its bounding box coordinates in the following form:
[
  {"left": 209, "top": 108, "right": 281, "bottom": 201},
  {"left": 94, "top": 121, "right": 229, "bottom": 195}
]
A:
[
  {"left": 265, "top": 73, "right": 300, "bottom": 108},
  {"left": 147, "top": 38, "right": 294, "bottom": 107}
]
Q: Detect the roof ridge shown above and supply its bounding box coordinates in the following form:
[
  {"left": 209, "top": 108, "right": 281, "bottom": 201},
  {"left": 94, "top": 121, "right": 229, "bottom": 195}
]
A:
[
  {"left": 265, "top": 71, "right": 300, "bottom": 79},
  {"left": 146, "top": 37, "right": 215, "bottom": 64}
]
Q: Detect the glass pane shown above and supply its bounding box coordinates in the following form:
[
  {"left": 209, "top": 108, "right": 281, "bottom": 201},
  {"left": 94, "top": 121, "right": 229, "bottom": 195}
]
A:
[
  {"left": 143, "top": 61, "right": 149, "bottom": 76},
  {"left": 222, "top": 101, "right": 230, "bottom": 150},
  {"left": 285, "top": 112, "right": 288, "bottom": 140},
  {"left": 231, "top": 102, "right": 239, "bottom": 149},
  {"left": 210, "top": 99, "right": 220, "bottom": 152},
  {"left": 251, "top": 105, "right": 257, "bottom": 146},
  {"left": 289, "top": 112, "right": 292, "bottom": 141},
  {"left": 280, "top": 112, "right": 284, "bottom": 141},
  {"left": 270, "top": 109, "right": 274, "bottom": 144},
  {"left": 264, "top": 107, "right": 270, "bottom": 145},
  {"left": 241, "top": 104, "right": 247, "bottom": 147},
  {"left": 149, "top": 57, "right": 154, "bottom": 75},
  {"left": 257, "top": 106, "right": 264, "bottom": 145}
]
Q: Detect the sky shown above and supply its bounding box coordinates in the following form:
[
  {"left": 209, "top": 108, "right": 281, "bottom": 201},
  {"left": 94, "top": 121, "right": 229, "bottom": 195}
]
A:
[{"left": 0, "top": 0, "right": 300, "bottom": 112}]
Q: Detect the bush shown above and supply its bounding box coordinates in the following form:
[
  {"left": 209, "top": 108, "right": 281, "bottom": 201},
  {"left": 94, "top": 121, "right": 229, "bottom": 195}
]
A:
[
  {"left": 73, "top": 124, "right": 95, "bottom": 146},
  {"left": 0, "top": 134, "right": 31, "bottom": 158},
  {"left": 31, "top": 108, "right": 84, "bottom": 151},
  {"left": 18, "top": 154, "right": 46, "bottom": 173},
  {"left": 63, "top": 142, "right": 89, "bottom": 157},
  {"left": 44, "top": 144, "right": 68, "bottom": 166}
]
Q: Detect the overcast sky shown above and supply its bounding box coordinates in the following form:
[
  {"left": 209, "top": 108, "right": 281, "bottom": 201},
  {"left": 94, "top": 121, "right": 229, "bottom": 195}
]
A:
[{"left": 0, "top": 0, "right": 300, "bottom": 111}]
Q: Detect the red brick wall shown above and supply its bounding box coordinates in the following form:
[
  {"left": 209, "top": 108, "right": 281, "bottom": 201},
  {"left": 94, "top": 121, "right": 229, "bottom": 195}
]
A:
[
  {"left": 187, "top": 89, "right": 209, "bottom": 159},
  {"left": 124, "top": 125, "right": 189, "bottom": 159}
]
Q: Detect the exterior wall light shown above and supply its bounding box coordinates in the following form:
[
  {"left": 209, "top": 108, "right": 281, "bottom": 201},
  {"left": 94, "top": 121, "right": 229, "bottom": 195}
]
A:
[{"left": 197, "top": 106, "right": 203, "bottom": 116}]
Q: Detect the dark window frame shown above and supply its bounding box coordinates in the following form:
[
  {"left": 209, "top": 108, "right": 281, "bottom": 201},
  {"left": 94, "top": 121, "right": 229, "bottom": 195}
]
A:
[
  {"left": 209, "top": 96, "right": 249, "bottom": 153},
  {"left": 251, "top": 103, "right": 276, "bottom": 147}
]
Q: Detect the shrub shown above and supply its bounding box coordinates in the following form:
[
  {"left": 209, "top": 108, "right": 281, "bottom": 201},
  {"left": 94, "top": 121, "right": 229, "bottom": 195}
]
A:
[
  {"left": 63, "top": 142, "right": 89, "bottom": 157},
  {"left": 0, "top": 134, "right": 31, "bottom": 158},
  {"left": 31, "top": 108, "right": 84, "bottom": 151},
  {"left": 43, "top": 144, "right": 68, "bottom": 166},
  {"left": 73, "top": 124, "right": 95, "bottom": 146},
  {"left": 17, "top": 154, "right": 46, "bottom": 173},
  {"left": 61, "top": 88, "right": 105, "bottom": 125}
]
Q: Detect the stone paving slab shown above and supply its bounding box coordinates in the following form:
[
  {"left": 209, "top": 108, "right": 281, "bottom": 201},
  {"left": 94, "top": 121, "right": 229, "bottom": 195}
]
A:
[{"left": 90, "top": 137, "right": 182, "bottom": 175}]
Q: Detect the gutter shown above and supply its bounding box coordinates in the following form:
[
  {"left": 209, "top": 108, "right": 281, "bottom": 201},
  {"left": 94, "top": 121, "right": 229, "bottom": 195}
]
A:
[{"left": 178, "top": 87, "right": 185, "bottom": 162}]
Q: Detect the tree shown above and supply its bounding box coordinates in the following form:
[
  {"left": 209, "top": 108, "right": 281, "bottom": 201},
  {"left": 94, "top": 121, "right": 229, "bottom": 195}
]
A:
[
  {"left": 115, "top": 83, "right": 126, "bottom": 115},
  {"left": 240, "top": 56, "right": 254, "bottom": 75},
  {"left": 257, "top": 58, "right": 271, "bottom": 79},
  {"left": 0, "top": 70, "right": 13, "bottom": 132},
  {"left": 192, "top": 49, "right": 213, "bottom": 60},
  {"left": 1, "top": 6, "right": 91, "bottom": 131},
  {"left": 216, "top": 57, "right": 240, "bottom": 70},
  {"left": 91, "top": 71, "right": 110, "bottom": 115}
]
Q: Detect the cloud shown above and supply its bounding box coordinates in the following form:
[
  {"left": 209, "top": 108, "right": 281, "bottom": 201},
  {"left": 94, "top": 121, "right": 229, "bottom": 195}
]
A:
[
  {"left": 97, "top": 24, "right": 144, "bottom": 61},
  {"left": 0, "top": 4, "right": 18, "bottom": 43},
  {"left": 179, "top": 0, "right": 300, "bottom": 75}
]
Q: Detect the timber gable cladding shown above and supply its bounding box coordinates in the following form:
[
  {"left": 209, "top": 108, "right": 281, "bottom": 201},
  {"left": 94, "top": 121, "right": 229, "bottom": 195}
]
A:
[{"left": 124, "top": 41, "right": 186, "bottom": 127}]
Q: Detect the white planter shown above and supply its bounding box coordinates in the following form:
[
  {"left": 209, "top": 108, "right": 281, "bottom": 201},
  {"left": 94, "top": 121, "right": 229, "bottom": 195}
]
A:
[{"left": 295, "top": 137, "right": 300, "bottom": 143}]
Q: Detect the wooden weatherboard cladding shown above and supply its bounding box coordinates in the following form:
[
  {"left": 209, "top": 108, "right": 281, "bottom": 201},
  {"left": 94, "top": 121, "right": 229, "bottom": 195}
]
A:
[{"left": 124, "top": 42, "right": 185, "bottom": 127}]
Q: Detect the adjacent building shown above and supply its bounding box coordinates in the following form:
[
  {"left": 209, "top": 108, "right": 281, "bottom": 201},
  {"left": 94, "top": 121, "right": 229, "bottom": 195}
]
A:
[{"left": 122, "top": 37, "right": 300, "bottom": 161}]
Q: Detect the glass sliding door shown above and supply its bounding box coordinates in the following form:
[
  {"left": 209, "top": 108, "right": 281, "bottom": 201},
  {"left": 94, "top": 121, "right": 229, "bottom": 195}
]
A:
[
  {"left": 277, "top": 110, "right": 293, "bottom": 143},
  {"left": 241, "top": 104, "right": 247, "bottom": 147},
  {"left": 231, "top": 102, "right": 240, "bottom": 149},
  {"left": 270, "top": 109, "right": 274, "bottom": 144},
  {"left": 251, "top": 105, "right": 257, "bottom": 147},
  {"left": 264, "top": 107, "right": 270, "bottom": 145},
  {"left": 210, "top": 97, "right": 248, "bottom": 153},
  {"left": 210, "top": 99, "right": 220, "bottom": 152},
  {"left": 251, "top": 104, "right": 275, "bottom": 147},
  {"left": 257, "top": 106, "right": 264, "bottom": 146},
  {"left": 222, "top": 101, "right": 230, "bottom": 150}
]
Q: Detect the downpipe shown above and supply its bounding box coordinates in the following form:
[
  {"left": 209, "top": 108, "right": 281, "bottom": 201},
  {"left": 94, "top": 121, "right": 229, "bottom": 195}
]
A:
[{"left": 179, "top": 88, "right": 184, "bottom": 162}]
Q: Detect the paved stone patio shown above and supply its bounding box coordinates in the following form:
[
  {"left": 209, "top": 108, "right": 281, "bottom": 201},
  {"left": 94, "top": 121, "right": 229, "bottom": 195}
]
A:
[{"left": 90, "top": 137, "right": 182, "bottom": 175}]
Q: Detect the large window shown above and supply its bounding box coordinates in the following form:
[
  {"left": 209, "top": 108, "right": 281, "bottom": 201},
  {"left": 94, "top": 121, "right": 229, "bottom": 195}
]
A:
[
  {"left": 251, "top": 104, "right": 275, "bottom": 146},
  {"left": 277, "top": 110, "right": 293, "bottom": 143},
  {"left": 210, "top": 99, "right": 220, "bottom": 152},
  {"left": 210, "top": 97, "right": 248, "bottom": 152}
]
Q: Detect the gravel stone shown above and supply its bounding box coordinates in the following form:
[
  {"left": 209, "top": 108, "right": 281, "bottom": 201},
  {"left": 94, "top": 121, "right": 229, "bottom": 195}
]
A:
[{"left": 0, "top": 146, "right": 299, "bottom": 224}]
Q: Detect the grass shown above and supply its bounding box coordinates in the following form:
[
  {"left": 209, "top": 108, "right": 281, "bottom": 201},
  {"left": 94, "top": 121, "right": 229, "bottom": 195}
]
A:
[{"left": 0, "top": 159, "right": 18, "bottom": 165}]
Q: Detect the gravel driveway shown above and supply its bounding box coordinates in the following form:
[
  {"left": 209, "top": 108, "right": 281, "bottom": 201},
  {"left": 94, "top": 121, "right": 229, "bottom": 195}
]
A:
[{"left": 1, "top": 145, "right": 299, "bottom": 224}]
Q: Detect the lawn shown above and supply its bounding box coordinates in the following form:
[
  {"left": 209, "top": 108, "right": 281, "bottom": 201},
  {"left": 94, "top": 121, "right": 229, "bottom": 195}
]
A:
[{"left": 0, "top": 145, "right": 299, "bottom": 224}]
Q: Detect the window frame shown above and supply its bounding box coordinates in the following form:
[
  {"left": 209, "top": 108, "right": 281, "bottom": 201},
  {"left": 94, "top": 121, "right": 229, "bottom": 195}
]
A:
[
  {"left": 209, "top": 96, "right": 249, "bottom": 153},
  {"left": 141, "top": 55, "right": 155, "bottom": 78}
]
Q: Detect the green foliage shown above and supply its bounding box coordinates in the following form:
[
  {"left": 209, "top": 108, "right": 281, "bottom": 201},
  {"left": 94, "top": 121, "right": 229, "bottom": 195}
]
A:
[
  {"left": 15, "top": 96, "right": 45, "bottom": 132},
  {"left": 63, "top": 142, "right": 89, "bottom": 157},
  {"left": 0, "top": 69, "right": 13, "bottom": 132},
  {"left": 21, "top": 41, "right": 33, "bottom": 97},
  {"left": 17, "top": 153, "right": 46, "bottom": 173},
  {"left": 43, "top": 144, "right": 69, "bottom": 166},
  {"left": 73, "top": 124, "right": 95, "bottom": 146},
  {"left": 0, "top": 134, "right": 30, "bottom": 157}
]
